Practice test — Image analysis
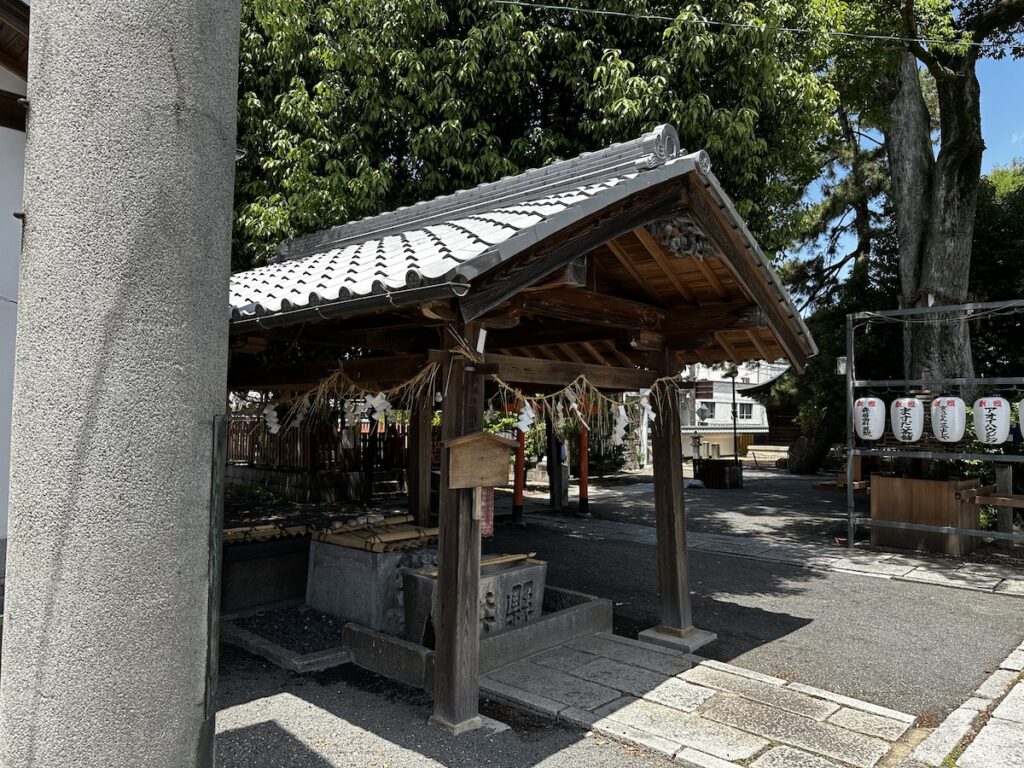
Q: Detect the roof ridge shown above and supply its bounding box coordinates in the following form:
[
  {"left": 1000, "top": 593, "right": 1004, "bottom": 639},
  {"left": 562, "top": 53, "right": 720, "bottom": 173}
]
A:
[{"left": 273, "top": 124, "right": 682, "bottom": 264}]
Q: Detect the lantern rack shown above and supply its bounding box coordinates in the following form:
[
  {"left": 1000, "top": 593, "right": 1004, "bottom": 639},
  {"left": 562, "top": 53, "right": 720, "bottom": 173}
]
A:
[{"left": 844, "top": 300, "right": 1024, "bottom": 549}]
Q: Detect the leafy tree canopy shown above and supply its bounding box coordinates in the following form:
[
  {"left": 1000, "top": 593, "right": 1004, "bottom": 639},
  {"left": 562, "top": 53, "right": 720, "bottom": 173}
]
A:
[{"left": 233, "top": 0, "right": 840, "bottom": 270}]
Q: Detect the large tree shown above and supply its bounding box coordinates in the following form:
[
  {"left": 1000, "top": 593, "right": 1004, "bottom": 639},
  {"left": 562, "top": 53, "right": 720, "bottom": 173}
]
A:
[
  {"left": 233, "top": 0, "right": 839, "bottom": 269},
  {"left": 880, "top": 0, "right": 1024, "bottom": 379}
]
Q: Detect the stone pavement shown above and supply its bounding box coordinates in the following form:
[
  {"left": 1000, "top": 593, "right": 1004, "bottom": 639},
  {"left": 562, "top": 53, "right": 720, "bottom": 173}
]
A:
[
  {"left": 899, "top": 638, "right": 1024, "bottom": 767},
  {"left": 481, "top": 631, "right": 918, "bottom": 767},
  {"left": 523, "top": 513, "right": 1024, "bottom": 597}
]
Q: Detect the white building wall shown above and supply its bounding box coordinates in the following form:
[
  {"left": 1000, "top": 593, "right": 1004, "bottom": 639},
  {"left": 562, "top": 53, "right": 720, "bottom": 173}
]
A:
[{"left": 1, "top": 66, "right": 27, "bottom": 544}]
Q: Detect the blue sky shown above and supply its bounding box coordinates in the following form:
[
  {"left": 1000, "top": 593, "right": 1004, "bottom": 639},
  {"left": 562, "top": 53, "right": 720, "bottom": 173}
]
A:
[{"left": 978, "top": 57, "right": 1024, "bottom": 172}]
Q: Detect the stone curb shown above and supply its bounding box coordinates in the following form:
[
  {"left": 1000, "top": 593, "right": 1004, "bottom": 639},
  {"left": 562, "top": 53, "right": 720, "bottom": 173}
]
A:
[{"left": 220, "top": 621, "right": 352, "bottom": 673}]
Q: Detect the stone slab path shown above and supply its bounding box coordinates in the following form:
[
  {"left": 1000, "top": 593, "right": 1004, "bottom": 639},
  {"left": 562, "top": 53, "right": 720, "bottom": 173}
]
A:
[
  {"left": 524, "top": 514, "right": 1024, "bottom": 597},
  {"left": 481, "top": 632, "right": 917, "bottom": 767},
  {"left": 899, "top": 638, "right": 1024, "bottom": 767}
]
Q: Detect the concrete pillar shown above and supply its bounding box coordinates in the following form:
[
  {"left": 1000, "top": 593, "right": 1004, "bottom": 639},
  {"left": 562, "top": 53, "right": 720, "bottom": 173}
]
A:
[{"left": 0, "top": 3, "right": 240, "bottom": 766}]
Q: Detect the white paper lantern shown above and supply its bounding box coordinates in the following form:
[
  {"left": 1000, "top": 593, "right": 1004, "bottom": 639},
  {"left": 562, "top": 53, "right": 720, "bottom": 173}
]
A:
[
  {"left": 931, "top": 397, "right": 966, "bottom": 443},
  {"left": 974, "top": 396, "right": 1011, "bottom": 444},
  {"left": 890, "top": 398, "right": 924, "bottom": 442},
  {"left": 853, "top": 397, "right": 885, "bottom": 440}
]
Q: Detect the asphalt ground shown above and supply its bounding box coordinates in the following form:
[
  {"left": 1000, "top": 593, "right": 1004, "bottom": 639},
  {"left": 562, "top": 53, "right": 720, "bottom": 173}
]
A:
[
  {"left": 484, "top": 523, "right": 1023, "bottom": 721},
  {"left": 216, "top": 645, "right": 667, "bottom": 768}
]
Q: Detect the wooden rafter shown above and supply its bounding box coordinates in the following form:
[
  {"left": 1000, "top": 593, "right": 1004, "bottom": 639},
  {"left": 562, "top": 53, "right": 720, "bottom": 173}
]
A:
[
  {"left": 746, "top": 330, "right": 773, "bottom": 361},
  {"left": 604, "top": 341, "right": 637, "bottom": 368},
  {"left": 691, "top": 256, "right": 730, "bottom": 300},
  {"left": 559, "top": 344, "right": 587, "bottom": 364},
  {"left": 604, "top": 237, "right": 665, "bottom": 304},
  {"left": 580, "top": 342, "right": 610, "bottom": 366},
  {"left": 631, "top": 227, "right": 696, "bottom": 303},
  {"left": 713, "top": 331, "right": 744, "bottom": 362}
]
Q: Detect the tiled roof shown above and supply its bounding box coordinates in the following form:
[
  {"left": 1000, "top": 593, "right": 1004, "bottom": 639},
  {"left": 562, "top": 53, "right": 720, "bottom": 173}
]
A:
[{"left": 229, "top": 125, "right": 694, "bottom": 324}]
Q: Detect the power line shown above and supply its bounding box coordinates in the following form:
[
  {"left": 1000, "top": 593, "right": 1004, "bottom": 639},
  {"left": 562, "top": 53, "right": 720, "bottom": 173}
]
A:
[
  {"left": 489, "top": 0, "right": 1024, "bottom": 52},
  {"left": 0, "top": 294, "right": 16, "bottom": 305}
]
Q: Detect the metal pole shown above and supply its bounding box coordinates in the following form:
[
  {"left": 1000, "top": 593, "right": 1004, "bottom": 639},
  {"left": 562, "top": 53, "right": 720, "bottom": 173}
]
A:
[{"left": 846, "top": 314, "right": 856, "bottom": 548}]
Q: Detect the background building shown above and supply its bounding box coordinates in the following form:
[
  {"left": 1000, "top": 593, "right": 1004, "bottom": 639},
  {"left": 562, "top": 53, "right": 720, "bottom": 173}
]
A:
[{"left": 680, "top": 361, "right": 788, "bottom": 458}]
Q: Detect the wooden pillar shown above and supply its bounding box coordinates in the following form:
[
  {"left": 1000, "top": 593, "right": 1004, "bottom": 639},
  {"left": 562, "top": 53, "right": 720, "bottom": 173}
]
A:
[
  {"left": 512, "top": 429, "right": 526, "bottom": 525},
  {"left": 578, "top": 425, "right": 590, "bottom": 517},
  {"left": 409, "top": 389, "right": 433, "bottom": 526},
  {"left": 362, "top": 419, "right": 379, "bottom": 504},
  {"left": 652, "top": 381, "right": 691, "bottom": 629},
  {"left": 639, "top": 373, "right": 716, "bottom": 652},
  {"left": 545, "top": 412, "right": 564, "bottom": 511},
  {"left": 432, "top": 341, "right": 484, "bottom": 733}
]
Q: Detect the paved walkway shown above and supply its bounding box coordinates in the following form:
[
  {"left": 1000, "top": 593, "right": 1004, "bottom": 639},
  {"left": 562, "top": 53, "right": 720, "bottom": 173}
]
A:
[
  {"left": 523, "top": 513, "right": 1024, "bottom": 597},
  {"left": 481, "top": 631, "right": 919, "bottom": 768}
]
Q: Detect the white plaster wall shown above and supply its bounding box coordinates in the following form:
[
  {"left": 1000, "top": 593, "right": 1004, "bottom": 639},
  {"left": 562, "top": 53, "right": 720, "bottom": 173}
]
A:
[{"left": 1, "top": 67, "right": 27, "bottom": 545}]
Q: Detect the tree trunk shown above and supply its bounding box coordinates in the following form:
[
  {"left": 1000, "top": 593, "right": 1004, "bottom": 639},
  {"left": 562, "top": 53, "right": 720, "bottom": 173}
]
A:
[{"left": 885, "top": 51, "right": 983, "bottom": 380}]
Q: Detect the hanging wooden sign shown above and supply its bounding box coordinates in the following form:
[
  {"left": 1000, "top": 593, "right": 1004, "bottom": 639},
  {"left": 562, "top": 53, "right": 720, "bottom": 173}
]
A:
[{"left": 445, "top": 432, "right": 517, "bottom": 489}]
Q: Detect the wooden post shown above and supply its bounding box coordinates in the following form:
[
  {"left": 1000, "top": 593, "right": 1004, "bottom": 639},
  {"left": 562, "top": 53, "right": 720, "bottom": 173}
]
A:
[
  {"left": 362, "top": 418, "right": 379, "bottom": 504},
  {"left": 431, "top": 336, "right": 484, "bottom": 733},
  {"left": 638, "top": 371, "right": 716, "bottom": 653},
  {"left": 513, "top": 429, "right": 526, "bottom": 525},
  {"left": 652, "top": 381, "right": 691, "bottom": 630},
  {"left": 545, "top": 412, "right": 564, "bottom": 511},
  {"left": 578, "top": 424, "right": 590, "bottom": 517},
  {"left": 996, "top": 464, "right": 1013, "bottom": 549},
  {"left": 409, "top": 389, "right": 433, "bottom": 526}
]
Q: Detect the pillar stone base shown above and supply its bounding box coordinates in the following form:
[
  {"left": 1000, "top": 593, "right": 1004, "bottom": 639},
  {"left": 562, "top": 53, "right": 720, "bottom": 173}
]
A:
[{"left": 638, "top": 625, "right": 717, "bottom": 654}]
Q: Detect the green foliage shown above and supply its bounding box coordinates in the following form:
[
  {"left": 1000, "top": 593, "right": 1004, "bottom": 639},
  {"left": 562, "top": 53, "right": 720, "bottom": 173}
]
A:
[{"left": 234, "top": 0, "right": 840, "bottom": 269}]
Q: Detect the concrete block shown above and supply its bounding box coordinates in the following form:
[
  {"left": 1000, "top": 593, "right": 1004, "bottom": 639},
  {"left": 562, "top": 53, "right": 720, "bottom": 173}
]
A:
[
  {"left": 974, "top": 668, "right": 1018, "bottom": 700},
  {"left": 689, "top": 657, "right": 788, "bottom": 687},
  {"left": 907, "top": 706, "right": 978, "bottom": 766},
  {"left": 591, "top": 717, "right": 682, "bottom": 757},
  {"left": 701, "top": 694, "right": 889, "bottom": 768},
  {"left": 1000, "top": 649, "right": 1024, "bottom": 672},
  {"left": 307, "top": 542, "right": 404, "bottom": 632},
  {"left": 478, "top": 594, "right": 612, "bottom": 673},
  {"left": 567, "top": 633, "right": 691, "bottom": 675},
  {"left": 531, "top": 645, "right": 596, "bottom": 672},
  {"left": 558, "top": 706, "right": 600, "bottom": 729},
  {"left": 674, "top": 747, "right": 739, "bottom": 768},
  {"left": 221, "top": 537, "right": 311, "bottom": 615},
  {"left": 643, "top": 677, "right": 717, "bottom": 713},
  {"left": 403, "top": 559, "right": 547, "bottom": 643},
  {"left": 827, "top": 706, "right": 911, "bottom": 742},
  {"left": 992, "top": 681, "right": 1024, "bottom": 724},
  {"left": 750, "top": 746, "right": 841, "bottom": 767},
  {"left": 786, "top": 682, "right": 917, "bottom": 724},
  {"left": 994, "top": 578, "right": 1024, "bottom": 596},
  {"left": 487, "top": 660, "right": 621, "bottom": 711},
  {"left": 342, "top": 623, "right": 433, "bottom": 691},
  {"left": 480, "top": 677, "right": 565, "bottom": 718},
  {"left": 682, "top": 664, "right": 839, "bottom": 722},
  {"left": 960, "top": 696, "right": 992, "bottom": 711},
  {"left": 957, "top": 717, "right": 1024, "bottom": 768},
  {"left": 638, "top": 626, "right": 717, "bottom": 653},
  {"left": 220, "top": 621, "right": 351, "bottom": 674},
  {"left": 592, "top": 696, "right": 767, "bottom": 762}
]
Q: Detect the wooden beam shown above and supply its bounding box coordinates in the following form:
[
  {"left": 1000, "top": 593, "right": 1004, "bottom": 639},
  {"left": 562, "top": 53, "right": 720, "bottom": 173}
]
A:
[
  {"left": 605, "top": 237, "right": 664, "bottom": 304},
  {"left": 459, "top": 189, "right": 679, "bottom": 321},
  {"left": 432, "top": 338, "right": 484, "bottom": 732},
  {"left": 651, "top": 363, "right": 693, "bottom": 631},
  {"left": 631, "top": 227, "right": 697, "bottom": 303},
  {"left": 483, "top": 352, "right": 659, "bottom": 390},
  {"left": 0, "top": 90, "right": 25, "bottom": 132},
  {"left": 489, "top": 321, "right": 626, "bottom": 350},
  {"left": 228, "top": 353, "right": 427, "bottom": 390},
  {"left": 604, "top": 341, "right": 637, "bottom": 368},
  {"left": 522, "top": 287, "right": 665, "bottom": 331},
  {"left": 559, "top": 344, "right": 587, "bottom": 364},
  {"left": 746, "top": 330, "right": 773, "bottom": 361}
]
